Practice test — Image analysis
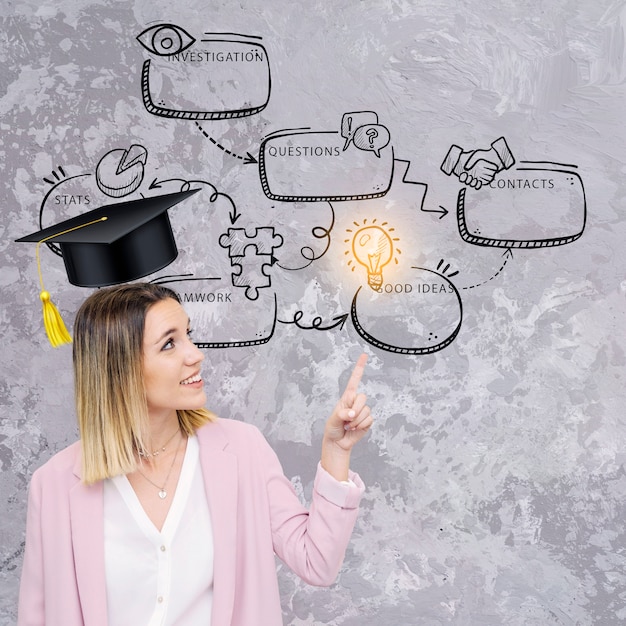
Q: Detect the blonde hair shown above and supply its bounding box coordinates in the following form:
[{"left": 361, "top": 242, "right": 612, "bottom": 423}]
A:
[{"left": 73, "top": 282, "right": 215, "bottom": 484}]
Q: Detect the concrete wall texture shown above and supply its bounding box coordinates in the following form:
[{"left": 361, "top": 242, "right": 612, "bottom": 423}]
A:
[{"left": 1, "top": 0, "right": 625, "bottom": 624}]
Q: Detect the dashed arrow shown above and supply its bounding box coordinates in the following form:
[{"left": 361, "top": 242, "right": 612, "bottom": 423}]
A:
[
  {"left": 461, "top": 249, "right": 513, "bottom": 290},
  {"left": 194, "top": 122, "right": 258, "bottom": 164}
]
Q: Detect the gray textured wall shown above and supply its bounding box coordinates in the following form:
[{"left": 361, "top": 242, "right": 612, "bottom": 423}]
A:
[{"left": 1, "top": 0, "right": 625, "bottom": 624}]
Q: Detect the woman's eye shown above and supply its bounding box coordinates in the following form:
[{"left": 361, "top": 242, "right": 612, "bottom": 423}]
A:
[
  {"left": 187, "top": 328, "right": 194, "bottom": 338},
  {"left": 137, "top": 24, "right": 196, "bottom": 56},
  {"left": 162, "top": 338, "right": 175, "bottom": 351}
]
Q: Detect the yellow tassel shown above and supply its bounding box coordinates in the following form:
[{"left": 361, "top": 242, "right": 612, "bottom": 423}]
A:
[
  {"left": 40, "top": 290, "right": 72, "bottom": 347},
  {"left": 37, "top": 240, "right": 73, "bottom": 348},
  {"left": 34, "top": 216, "right": 107, "bottom": 348}
]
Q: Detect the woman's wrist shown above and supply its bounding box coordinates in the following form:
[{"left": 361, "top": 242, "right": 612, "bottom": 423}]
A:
[{"left": 321, "top": 436, "right": 352, "bottom": 482}]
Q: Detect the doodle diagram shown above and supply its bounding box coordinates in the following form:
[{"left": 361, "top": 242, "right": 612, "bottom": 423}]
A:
[{"left": 17, "top": 22, "right": 587, "bottom": 354}]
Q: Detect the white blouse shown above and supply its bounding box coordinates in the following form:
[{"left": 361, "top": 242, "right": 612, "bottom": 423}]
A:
[{"left": 104, "top": 436, "right": 214, "bottom": 626}]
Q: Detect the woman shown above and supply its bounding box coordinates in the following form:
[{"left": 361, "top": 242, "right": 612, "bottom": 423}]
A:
[{"left": 18, "top": 282, "right": 372, "bottom": 625}]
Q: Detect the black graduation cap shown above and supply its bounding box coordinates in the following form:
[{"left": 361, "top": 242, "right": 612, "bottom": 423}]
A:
[{"left": 16, "top": 188, "right": 200, "bottom": 288}]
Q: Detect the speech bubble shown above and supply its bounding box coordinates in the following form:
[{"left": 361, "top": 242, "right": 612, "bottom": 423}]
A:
[
  {"left": 341, "top": 111, "right": 378, "bottom": 151},
  {"left": 352, "top": 124, "right": 391, "bottom": 158}
]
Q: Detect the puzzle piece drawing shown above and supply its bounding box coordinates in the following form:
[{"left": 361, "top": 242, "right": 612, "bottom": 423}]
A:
[
  {"left": 219, "top": 227, "right": 283, "bottom": 257},
  {"left": 230, "top": 244, "right": 273, "bottom": 300},
  {"left": 219, "top": 227, "right": 283, "bottom": 300}
]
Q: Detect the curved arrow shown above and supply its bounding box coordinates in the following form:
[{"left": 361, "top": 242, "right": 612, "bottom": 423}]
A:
[
  {"left": 278, "top": 310, "right": 349, "bottom": 332},
  {"left": 149, "top": 178, "right": 241, "bottom": 224},
  {"left": 277, "top": 202, "right": 335, "bottom": 271}
]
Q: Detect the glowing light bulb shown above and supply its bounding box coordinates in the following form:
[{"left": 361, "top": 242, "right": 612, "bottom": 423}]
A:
[{"left": 352, "top": 225, "right": 394, "bottom": 291}]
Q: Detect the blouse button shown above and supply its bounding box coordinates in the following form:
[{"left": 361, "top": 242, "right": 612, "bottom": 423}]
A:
[
  {"left": 160, "top": 545, "right": 166, "bottom": 552},
  {"left": 158, "top": 596, "right": 164, "bottom": 603}
]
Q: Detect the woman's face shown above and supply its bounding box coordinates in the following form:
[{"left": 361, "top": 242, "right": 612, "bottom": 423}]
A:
[{"left": 142, "top": 298, "right": 206, "bottom": 421}]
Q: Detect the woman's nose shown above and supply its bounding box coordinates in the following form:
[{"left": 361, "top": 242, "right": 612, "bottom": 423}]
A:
[{"left": 185, "top": 338, "right": 204, "bottom": 364}]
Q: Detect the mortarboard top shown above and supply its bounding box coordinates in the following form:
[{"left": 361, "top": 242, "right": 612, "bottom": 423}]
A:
[{"left": 16, "top": 188, "right": 200, "bottom": 288}]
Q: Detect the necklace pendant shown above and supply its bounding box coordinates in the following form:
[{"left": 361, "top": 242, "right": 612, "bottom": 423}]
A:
[{"left": 158, "top": 490, "right": 167, "bottom": 499}]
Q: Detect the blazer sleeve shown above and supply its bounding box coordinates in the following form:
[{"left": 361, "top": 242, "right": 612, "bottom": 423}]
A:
[
  {"left": 252, "top": 427, "right": 365, "bottom": 587},
  {"left": 17, "top": 468, "right": 45, "bottom": 626}
]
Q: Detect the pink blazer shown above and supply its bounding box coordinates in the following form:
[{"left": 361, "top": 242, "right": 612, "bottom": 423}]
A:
[{"left": 17, "top": 418, "right": 365, "bottom": 625}]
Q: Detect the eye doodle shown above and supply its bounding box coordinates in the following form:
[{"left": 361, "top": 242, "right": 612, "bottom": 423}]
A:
[{"left": 137, "top": 24, "right": 196, "bottom": 56}]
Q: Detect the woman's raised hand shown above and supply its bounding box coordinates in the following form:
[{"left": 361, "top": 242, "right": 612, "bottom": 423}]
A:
[{"left": 323, "top": 353, "right": 373, "bottom": 452}]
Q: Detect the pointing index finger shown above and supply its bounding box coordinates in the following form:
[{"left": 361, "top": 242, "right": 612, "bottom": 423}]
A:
[{"left": 343, "top": 353, "right": 368, "bottom": 401}]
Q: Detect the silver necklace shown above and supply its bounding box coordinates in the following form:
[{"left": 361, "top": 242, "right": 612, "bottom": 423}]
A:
[
  {"left": 136, "top": 431, "right": 183, "bottom": 499},
  {"left": 138, "top": 426, "right": 181, "bottom": 458}
]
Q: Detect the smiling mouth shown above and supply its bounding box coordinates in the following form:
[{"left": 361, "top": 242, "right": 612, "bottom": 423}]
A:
[{"left": 180, "top": 373, "right": 202, "bottom": 385}]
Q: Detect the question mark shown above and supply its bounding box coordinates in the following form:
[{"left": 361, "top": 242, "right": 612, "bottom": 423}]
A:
[{"left": 366, "top": 128, "right": 378, "bottom": 147}]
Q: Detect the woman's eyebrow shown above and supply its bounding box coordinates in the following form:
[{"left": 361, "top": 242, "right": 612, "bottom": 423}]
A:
[
  {"left": 153, "top": 318, "right": 191, "bottom": 344},
  {"left": 153, "top": 328, "right": 177, "bottom": 345}
]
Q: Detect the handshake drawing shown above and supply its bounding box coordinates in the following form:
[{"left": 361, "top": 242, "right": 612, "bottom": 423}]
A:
[{"left": 441, "top": 137, "right": 515, "bottom": 190}]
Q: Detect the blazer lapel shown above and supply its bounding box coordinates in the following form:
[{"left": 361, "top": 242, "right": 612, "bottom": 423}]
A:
[
  {"left": 69, "top": 455, "right": 108, "bottom": 625},
  {"left": 65, "top": 423, "right": 237, "bottom": 626},
  {"left": 197, "top": 422, "right": 239, "bottom": 626}
]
